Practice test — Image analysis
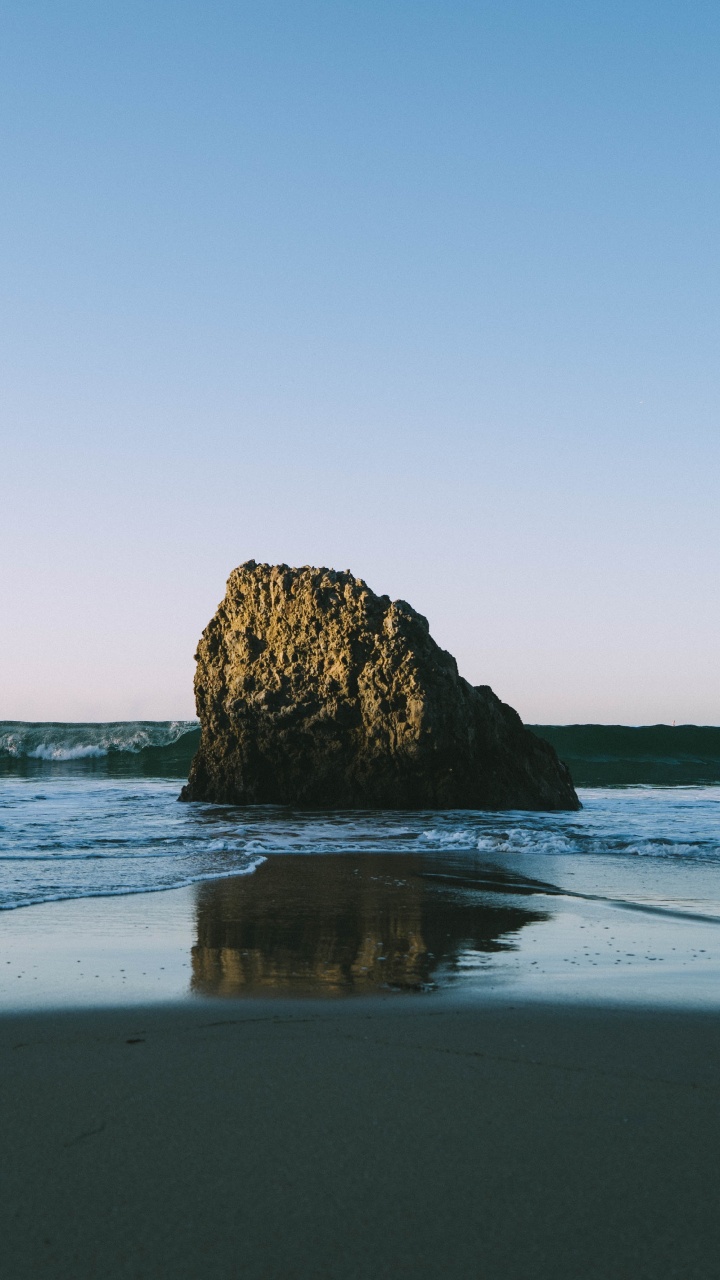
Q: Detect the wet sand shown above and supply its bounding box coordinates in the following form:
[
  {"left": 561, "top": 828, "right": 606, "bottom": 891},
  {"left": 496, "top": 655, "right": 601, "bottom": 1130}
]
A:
[
  {"left": 4, "top": 855, "right": 720, "bottom": 1009},
  {"left": 2, "top": 997, "right": 720, "bottom": 1279},
  {"left": 3, "top": 857, "right": 720, "bottom": 1277}
]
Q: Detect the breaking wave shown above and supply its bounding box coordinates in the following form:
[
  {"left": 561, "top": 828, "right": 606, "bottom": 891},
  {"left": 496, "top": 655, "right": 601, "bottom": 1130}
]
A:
[{"left": 0, "top": 722, "right": 200, "bottom": 777}]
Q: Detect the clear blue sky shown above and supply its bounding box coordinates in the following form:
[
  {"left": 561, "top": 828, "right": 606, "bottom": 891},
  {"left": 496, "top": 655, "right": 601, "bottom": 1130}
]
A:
[{"left": 1, "top": 1, "right": 718, "bottom": 723}]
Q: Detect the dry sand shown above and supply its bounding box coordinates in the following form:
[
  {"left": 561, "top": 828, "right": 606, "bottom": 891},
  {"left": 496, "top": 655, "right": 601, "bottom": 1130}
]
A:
[{"left": 2, "top": 997, "right": 720, "bottom": 1279}]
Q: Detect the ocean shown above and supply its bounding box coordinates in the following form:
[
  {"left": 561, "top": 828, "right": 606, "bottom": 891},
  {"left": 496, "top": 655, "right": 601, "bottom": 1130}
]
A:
[{"left": 2, "top": 720, "right": 720, "bottom": 1006}]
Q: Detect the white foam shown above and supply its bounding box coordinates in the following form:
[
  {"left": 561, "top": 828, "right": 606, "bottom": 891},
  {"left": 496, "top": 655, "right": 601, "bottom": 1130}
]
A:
[
  {"left": 419, "top": 829, "right": 476, "bottom": 848},
  {"left": 29, "top": 744, "right": 108, "bottom": 760},
  {"left": 0, "top": 855, "right": 267, "bottom": 912},
  {"left": 0, "top": 720, "right": 199, "bottom": 760}
]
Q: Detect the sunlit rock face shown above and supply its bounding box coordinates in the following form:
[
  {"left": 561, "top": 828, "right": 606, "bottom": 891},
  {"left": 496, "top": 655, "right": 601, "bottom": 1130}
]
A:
[
  {"left": 190, "top": 855, "right": 548, "bottom": 997},
  {"left": 181, "top": 561, "right": 579, "bottom": 811}
]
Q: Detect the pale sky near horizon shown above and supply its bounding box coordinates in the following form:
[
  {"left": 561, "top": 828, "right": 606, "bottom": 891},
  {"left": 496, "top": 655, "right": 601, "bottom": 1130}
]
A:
[{"left": 1, "top": 1, "right": 718, "bottom": 725}]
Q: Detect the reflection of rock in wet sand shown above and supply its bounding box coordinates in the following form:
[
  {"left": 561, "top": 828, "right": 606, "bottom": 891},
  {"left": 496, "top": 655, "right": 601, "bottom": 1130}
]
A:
[{"left": 191, "top": 855, "right": 547, "bottom": 997}]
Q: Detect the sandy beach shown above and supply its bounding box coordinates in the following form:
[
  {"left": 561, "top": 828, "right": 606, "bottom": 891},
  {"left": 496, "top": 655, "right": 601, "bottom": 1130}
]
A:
[
  {"left": 1, "top": 996, "right": 719, "bottom": 1279},
  {"left": 3, "top": 809, "right": 720, "bottom": 1278}
]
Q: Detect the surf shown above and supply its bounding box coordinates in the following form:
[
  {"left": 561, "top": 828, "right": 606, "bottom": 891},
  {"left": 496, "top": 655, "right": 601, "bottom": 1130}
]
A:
[{"left": 0, "top": 721, "right": 200, "bottom": 778}]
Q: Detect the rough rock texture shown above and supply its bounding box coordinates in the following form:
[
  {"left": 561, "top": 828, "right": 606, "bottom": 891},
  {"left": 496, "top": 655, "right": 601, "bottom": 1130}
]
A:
[{"left": 181, "top": 562, "right": 580, "bottom": 811}]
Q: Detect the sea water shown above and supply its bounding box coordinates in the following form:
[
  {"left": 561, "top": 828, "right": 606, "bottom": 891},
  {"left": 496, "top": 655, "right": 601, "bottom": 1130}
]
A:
[
  {"left": 2, "top": 775, "right": 720, "bottom": 915},
  {"left": 1, "top": 722, "right": 720, "bottom": 1006}
]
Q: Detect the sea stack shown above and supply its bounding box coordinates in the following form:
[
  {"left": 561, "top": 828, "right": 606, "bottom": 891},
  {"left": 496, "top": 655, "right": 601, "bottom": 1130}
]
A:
[{"left": 181, "top": 562, "right": 580, "bottom": 811}]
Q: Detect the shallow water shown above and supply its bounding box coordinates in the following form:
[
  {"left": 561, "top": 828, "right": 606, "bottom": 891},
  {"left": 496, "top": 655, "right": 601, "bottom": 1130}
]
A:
[
  {"left": 2, "top": 756, "right": 720, "bottom": 1007},
  {"left": 1, "top": 774, "right": 719, "bottom": 915},
  {"left": 2, "top": 848, "right": 720, "bottom": 1009}
]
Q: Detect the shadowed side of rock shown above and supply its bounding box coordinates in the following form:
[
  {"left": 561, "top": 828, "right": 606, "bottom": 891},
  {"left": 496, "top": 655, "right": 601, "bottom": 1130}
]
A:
[{"left": 180, "top": 561, "right": 580, "bottom": 811}]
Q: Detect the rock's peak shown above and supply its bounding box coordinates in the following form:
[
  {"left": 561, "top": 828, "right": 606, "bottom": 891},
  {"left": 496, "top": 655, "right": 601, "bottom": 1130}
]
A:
[{"left": 229, "top": 560, "right": 372, "bottom": 594}]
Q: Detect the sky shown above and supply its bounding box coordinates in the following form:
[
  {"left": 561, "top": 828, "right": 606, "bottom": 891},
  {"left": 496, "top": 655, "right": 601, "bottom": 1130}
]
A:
[{"left": 1, "top": 0, "right": 718, "bottom": 724}]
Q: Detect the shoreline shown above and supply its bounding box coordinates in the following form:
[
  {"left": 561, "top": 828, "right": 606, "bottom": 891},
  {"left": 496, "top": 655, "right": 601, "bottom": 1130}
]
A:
[
  {"left": 2, "top": 996, "right": 720, "bottom": 1278},
  {"left": 4, "top": 855, "right": 720, "bottom": 1012},
  {"left": 3, "top": 821, "right": 720, "bottom": 1275}
]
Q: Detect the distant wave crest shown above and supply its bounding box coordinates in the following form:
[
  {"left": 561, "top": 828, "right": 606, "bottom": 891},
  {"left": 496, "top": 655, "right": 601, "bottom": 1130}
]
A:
[{"left": 0, "top": 722, "right": 200, "bottom": 776}]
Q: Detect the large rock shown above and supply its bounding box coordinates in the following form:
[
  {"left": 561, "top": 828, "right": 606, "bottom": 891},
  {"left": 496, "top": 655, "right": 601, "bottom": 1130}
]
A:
[{"left": 181, "top": 562, "right": 580, "bottom": 811}]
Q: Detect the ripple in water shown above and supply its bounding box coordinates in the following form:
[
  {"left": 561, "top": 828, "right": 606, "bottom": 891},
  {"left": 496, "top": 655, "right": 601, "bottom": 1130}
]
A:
[{"left": 0, "top": 777, "right": 719, "bottom": 914}]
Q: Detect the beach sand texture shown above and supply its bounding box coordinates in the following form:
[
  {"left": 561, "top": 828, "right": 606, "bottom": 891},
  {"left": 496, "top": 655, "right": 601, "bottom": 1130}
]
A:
[{"left": 2, "top": 998, "right": 720, "bottom": 1279}]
